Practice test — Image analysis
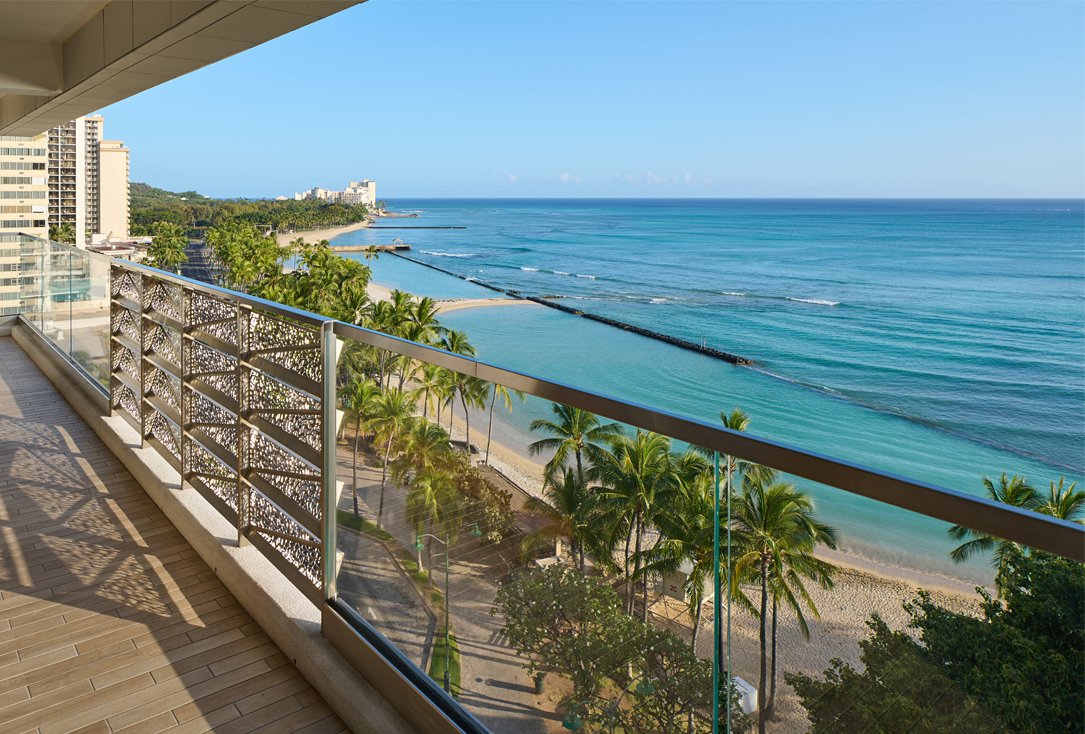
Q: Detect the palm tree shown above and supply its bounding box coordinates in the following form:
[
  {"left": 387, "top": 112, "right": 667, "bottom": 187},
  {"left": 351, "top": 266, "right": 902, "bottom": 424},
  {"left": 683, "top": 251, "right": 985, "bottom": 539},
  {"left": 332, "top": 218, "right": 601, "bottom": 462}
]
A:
[
  {"left": 527, "top": 403, "right": 623, "bottom": 484},
  {"left": 418, "top": 363, "right": 446, "bottom": 421},
  {"left": 457, "top": 375, "right": 489, "bottom": 458},
  {"left": 522, "top": 468, "right": 592, "bottom": 571},
  {"left": 392, "top": 420, "right": 453, "bottom": 487},
  {"left": 405, "top": 466, "right": 461, "bottom": 573},
  {"left": 949, "top": 473, "right": 1038, "bottom": 580},
  {"left": 345, "top": 378, "right": 381, "bottom": 520},
  {"left": 369, "top": 390, "right": 417, "bottom": 529},
  {"left": 695, "top": 408, "right": 776, "bottom": 487},
  {"left": 484, "top": 383, "right": 526, "bottom": 466},
  {"left": 642, "top": 467, "right": 717, "bottom": 651},
  {"left": 49, "top": 222, "right": 76, "bottom": 244},
  {"left": 1037, "top": 476, "right": 1084, "bottom": 521},
  {"left": 594, "top": 430, "right": 679, "bottom": 620},
  {"left": 148, "top": 221, "right": 189, "bottom": 272},
  {"left": 730, "top": 477, "right": 838, "bottom": 732},
  {"left": 438, "top": 331, "right": 480, "bottom": 453}
]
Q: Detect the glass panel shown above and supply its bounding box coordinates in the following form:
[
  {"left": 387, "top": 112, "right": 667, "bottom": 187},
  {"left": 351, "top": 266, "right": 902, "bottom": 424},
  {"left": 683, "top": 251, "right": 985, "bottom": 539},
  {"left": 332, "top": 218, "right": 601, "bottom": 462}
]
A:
[
  {"left": 68, "top": 249, "right": 110, "bottom": 389},
  {"left": 334, "top": 345, "right": 734, "bottom": 732},
  {"left": 329, "top": 324, "right": 1082, "bottom": 734},
  {"left": 716, "top": 462, "right": 1081, "bottom": 734},
  {"left": 17, "top": 235, "right": 45, "bottom": 326},
  {"left": 40, "top": 242, "right": 71, "bottom": 352}
]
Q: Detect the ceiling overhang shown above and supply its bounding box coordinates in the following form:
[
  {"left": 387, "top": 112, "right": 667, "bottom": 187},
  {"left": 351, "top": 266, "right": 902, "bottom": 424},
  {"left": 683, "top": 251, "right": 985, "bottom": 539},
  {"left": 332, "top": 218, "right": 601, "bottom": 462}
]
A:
[{"left": 0, "top": 0, "right": 361, "bottom": 136}]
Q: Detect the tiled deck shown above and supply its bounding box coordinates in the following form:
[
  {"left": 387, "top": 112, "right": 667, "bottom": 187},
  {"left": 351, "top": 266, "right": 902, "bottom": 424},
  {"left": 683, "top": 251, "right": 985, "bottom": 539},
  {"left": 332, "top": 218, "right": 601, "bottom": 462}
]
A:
[{"left": 0, "top": 338, "right": 347, "bottom": 734}]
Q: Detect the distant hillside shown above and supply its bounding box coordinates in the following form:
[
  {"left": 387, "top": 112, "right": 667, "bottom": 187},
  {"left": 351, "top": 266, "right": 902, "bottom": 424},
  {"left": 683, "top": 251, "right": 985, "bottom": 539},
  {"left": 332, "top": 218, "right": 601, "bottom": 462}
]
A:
[{"left": 130, "top": 182, "right": 217, "bottom": 208}]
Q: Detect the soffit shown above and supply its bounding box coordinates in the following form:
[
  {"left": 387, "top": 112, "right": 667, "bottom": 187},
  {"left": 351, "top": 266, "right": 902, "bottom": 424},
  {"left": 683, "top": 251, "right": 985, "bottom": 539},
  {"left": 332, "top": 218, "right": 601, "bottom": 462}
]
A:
[{"left": 0, "top": 0, "right": 361, "bottom": 136}]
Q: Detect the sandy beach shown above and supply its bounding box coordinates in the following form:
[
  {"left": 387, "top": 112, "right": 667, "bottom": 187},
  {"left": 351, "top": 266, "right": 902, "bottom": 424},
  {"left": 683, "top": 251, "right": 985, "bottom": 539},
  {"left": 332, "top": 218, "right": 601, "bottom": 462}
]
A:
[
  {"left": 276, "top": 220, "right": 369, "bottom": 247},
  {"left": 365, "top": 282, "right": 542, "bottom": 315}
]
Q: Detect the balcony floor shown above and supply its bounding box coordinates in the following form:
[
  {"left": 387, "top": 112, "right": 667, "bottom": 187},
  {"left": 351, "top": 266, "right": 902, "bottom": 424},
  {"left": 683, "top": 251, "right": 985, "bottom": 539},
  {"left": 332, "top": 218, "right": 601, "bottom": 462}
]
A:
[{"left": 0, "top": 338, "right": 347, "bottom": 734}]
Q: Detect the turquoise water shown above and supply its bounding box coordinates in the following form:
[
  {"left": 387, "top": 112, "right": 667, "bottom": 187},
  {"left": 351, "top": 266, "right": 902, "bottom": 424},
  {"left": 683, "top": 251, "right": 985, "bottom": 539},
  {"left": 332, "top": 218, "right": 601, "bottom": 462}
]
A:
[{"left": 339, "top": 200, "right": 1085, "bottom": 582}]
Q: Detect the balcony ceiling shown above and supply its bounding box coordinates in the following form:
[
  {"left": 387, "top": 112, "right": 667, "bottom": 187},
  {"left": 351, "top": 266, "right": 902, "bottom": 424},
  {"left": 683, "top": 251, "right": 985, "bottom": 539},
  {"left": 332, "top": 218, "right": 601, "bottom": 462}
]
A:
[{"left": 0, "top": 0, "right": 361, "bottom": 136}]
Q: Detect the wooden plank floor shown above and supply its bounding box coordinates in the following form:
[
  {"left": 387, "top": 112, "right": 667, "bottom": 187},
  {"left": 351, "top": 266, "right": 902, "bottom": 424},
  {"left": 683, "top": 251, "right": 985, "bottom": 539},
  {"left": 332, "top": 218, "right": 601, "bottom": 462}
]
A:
[{"left": 0, "top": 338, "right": 348, "bottom": 734}]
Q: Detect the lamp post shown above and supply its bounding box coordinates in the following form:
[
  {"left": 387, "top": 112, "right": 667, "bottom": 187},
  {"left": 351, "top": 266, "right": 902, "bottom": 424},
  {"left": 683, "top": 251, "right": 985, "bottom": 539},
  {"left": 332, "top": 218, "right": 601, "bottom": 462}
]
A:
[
  {"left": 562, "top": 672, "right": 656, "bottom": 731},
  {"left": 414, "top": 523, "right": 482, "bottom": 694}
]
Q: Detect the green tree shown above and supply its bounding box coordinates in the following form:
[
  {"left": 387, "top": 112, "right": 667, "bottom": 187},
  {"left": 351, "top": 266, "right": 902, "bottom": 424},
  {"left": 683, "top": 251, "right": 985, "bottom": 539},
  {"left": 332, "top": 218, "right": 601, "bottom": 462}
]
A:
[
  {"left": 369, "top": 389, "right": 416, "bottom": 529},
  {"left": 787, "top": 551, "right": 1083, "bottom": 734},
  {"left": 484, "top": 382, "right": 525, "bottom": 466},
  {"left": 491, "top": 564, "right": 636, "bottom": 702},
  {"left": 1037, "top": 476, "right": 1084, "bottom": 521},
  {"left": 147, "top": 221, "right": 189, "bottom": 272},
  {"left": 49, "top": 222, "right": 75, "bottom": 244},
  {"left": 643, "top": 466, "right": 717, "bottom": 651},
  {"left": 345, "top": 378, "right": 380, "bottom": 520},
  {"left": 527, "top": 403, "right": 623, "bottom": 484},
  {"left": 594, "top": 430, "right": 680, "bottom": 620},
  {"left": 522, "top": 468, "right": 592, "bottom": 571},
  {"left": 730, "top": 477, "right": 838, "bottom": 731},
  {"left": 949, "top": 473, "right": 1039, "bottom": 586},
  {"left": 405, "top": 465, "right": 461, "bottom": 573}
]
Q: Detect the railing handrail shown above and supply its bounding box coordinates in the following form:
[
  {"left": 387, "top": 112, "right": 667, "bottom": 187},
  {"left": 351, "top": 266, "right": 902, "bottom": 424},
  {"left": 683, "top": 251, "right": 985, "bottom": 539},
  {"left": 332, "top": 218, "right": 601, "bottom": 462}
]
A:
[{"left": 23, "top": 234, "right": 1084, "bottom": 563}]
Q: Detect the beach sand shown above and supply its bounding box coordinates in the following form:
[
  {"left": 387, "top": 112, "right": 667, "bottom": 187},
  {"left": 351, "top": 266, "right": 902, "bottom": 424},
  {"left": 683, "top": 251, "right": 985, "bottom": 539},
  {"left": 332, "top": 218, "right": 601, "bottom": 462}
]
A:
[
  {"left": 365, "top": 283, "right": 542, "bottom": 315},
  {"left": 276, "top": 220, "right": 369, "bottom": 247}
]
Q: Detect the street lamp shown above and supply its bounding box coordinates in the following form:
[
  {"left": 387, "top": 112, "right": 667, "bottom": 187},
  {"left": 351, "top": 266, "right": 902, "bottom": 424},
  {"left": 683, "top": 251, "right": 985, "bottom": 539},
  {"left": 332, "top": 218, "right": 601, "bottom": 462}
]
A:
[
  {"left": 414, "top": 523, "right": 482, "bottom": 694},
  {"left": 562, "top": 672, "right": 656, "bottom": 731}
]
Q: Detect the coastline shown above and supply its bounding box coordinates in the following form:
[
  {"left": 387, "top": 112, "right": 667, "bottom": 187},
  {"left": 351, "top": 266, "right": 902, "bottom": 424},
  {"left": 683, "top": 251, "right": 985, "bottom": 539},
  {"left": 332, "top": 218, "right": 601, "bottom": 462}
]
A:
[
  {"left": 276, "top": 220, "right": 369, "bottom": 247},
  {"left": 366, "top": 282, "right": 543, "bottom": 315}
]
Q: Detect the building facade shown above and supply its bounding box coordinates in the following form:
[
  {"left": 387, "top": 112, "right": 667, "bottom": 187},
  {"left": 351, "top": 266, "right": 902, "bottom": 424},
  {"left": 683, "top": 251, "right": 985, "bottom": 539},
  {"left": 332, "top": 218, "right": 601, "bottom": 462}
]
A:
[
  {"left": 0, "top": 134, "right": 48, "bottom": 315},
  {"left": 98, "top": 140, "right": 130, "bottom": 239},
  {"left": 293, "top": 180, "right": 376, "bottom": 206},
  {"left": 45, "top": 115, "right": 126, "bottom": 246}
]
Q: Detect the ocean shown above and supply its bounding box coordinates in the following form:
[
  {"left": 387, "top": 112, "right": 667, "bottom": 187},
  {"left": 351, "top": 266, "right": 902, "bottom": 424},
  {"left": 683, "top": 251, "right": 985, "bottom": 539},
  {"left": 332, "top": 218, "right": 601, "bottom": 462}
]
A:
[{"left": 333, "top": 199, "right": 1084, "bottom": 583}]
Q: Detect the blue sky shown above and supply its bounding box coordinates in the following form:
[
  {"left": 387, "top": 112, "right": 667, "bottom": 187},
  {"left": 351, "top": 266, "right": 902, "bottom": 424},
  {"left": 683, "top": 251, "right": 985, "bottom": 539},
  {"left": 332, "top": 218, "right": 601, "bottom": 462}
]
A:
[{"left": 101, "top": 1, "right": 1085, "bottom": 199}]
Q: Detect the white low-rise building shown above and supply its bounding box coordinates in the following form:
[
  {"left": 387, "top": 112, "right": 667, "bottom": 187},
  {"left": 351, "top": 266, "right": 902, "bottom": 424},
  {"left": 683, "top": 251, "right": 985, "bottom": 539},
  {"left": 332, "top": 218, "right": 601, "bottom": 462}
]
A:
[{"left": 292, "top": 180, "right": 375, "bottom": 206}]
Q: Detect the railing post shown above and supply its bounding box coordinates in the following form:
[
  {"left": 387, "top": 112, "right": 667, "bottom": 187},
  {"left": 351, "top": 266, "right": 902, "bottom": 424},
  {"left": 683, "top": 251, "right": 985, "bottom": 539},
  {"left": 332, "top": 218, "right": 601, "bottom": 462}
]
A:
[
  {"left": 321, "top": 320, "right": 337, "bottom": 602},
  {"left": 237, "top": 303, "right": 251, "bottom": 548}
]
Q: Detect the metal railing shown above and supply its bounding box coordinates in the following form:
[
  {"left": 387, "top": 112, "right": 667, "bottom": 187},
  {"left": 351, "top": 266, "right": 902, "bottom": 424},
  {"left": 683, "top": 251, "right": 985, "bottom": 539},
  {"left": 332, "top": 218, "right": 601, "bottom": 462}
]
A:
[{"left": 11, "top": 233, "right": 1084, "bottom": 734}]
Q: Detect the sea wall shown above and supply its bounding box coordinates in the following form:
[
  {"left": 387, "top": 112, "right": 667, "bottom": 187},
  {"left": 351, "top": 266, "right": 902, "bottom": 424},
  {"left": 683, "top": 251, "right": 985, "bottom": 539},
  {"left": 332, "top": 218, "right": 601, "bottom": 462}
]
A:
[{"left": 390, "top": 254, "right": 753, "bottom": 366}]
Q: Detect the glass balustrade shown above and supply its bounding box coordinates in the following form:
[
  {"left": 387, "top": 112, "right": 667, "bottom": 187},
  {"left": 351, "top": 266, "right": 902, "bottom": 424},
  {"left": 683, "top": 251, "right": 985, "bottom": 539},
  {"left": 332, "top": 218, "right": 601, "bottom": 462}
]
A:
[{"left": 327, "top": 327, "right": 1079, "bottom": 734}]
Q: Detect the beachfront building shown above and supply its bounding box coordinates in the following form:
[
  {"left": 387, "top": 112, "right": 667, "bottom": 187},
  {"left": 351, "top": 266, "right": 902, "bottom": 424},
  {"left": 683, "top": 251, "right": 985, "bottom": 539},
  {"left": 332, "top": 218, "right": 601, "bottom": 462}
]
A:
[
  {"left": 0, "top": 133, "right": 48, "bottom": 315},
  {"left": 44, "top": 115, "right": 130, "bottom": 247},
  {"left": 294, "top": 179, "right": 376, "bottom": 206},
  {"left": 98, "top": 139, "right": 130, "bottom": 239}
]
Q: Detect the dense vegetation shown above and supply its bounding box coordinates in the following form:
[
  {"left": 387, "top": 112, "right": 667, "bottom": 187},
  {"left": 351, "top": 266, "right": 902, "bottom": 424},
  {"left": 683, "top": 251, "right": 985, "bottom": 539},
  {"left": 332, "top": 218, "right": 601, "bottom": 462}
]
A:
[
  {"left": 787, "top": 551, "right": 1084, "bottom": 734},
  {"left": 130, "top": 182, "right": 371, "bottom": 235}
]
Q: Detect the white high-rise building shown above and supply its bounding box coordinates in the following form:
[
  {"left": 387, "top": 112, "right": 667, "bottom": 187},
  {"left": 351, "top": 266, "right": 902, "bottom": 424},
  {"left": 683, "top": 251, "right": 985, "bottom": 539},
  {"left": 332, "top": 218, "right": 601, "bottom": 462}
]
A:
[
  {"left": 0, "top": 133, "right": 48, "bottom": 315},
  {"left": 45, "top": 115, "right": 128, "bottom": 246},
  {"left": 99, "top": 140, "right": 130, "bottom": 239}
]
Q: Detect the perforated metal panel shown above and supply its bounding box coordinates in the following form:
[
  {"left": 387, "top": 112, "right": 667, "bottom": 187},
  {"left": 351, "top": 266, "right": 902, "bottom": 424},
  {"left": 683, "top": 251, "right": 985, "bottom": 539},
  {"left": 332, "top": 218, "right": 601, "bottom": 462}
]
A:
[{"left": 110, "top": 265, "right": 327, "bottom": 605}]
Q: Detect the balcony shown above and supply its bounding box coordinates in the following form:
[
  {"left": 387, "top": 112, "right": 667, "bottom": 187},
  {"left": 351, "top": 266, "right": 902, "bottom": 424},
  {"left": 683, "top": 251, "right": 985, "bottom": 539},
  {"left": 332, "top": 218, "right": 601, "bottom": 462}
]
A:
[{"left": 2, "top": 235, "right": 1081, "bottom": 734}]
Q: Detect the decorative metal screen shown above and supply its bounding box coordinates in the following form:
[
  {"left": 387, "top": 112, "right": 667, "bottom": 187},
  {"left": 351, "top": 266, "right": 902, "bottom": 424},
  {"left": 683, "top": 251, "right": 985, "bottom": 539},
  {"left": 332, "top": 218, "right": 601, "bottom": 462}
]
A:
[{"left": 110, "top": 265, "right": 326, "bottom": 605}]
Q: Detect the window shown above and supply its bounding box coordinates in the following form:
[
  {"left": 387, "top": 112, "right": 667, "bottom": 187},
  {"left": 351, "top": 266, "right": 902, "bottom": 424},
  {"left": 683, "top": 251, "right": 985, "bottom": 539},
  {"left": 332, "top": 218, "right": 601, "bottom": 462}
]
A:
[{"left": 0, "top": 177, "right": 33, "bottom": 185}]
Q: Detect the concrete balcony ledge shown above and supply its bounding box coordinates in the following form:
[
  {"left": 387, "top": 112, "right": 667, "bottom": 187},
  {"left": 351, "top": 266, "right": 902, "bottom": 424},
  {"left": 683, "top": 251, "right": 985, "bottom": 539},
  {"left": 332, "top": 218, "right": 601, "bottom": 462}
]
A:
[{"left": 6, "top": 320, "right": 416, "bottom": 734}]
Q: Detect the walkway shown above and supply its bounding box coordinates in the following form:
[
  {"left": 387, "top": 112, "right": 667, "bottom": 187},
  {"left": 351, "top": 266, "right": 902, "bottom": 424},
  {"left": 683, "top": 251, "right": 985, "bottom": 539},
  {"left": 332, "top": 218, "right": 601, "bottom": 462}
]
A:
[{"left": 0, "top": 338, "right": 347, "bottom": 734}]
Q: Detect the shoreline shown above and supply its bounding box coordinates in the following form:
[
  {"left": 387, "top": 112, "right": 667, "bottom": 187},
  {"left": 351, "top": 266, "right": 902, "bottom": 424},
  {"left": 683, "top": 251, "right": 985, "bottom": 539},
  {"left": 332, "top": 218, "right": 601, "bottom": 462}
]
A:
[
  {"left": 366, "top": 282, "right": 544, "bottom": 315},
  {"left": 276, "top": 220, "right": 369, "bottom": 247}
]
